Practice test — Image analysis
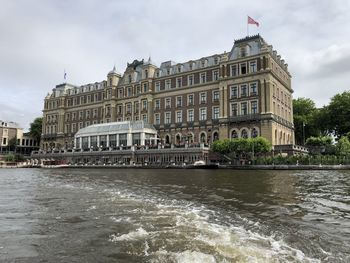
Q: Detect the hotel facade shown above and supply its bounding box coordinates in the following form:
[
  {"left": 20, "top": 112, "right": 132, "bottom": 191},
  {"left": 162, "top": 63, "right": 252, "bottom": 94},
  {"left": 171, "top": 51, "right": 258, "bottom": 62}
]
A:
[{"left": 41, "top": 35, "right": 294, "bottom": 151}]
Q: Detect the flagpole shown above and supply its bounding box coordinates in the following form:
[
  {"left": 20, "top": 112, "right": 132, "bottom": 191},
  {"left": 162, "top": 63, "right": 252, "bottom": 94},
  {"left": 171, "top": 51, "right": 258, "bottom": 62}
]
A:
[{"left": 247, "top": 16, "right": 249, "bottom": 36}]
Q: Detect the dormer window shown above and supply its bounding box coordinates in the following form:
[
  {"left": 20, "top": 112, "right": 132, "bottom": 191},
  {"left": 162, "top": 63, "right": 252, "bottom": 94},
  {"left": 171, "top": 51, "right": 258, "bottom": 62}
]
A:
[
  {"left": 178, "top": 65, "right": 182, "bottom": 73},
  {"left": 156, "top": 71, "right": 160, "bottom": 78},
  {"left": 240, "top": 47, "right": 247, "bottom": 57},
  {"left": 201, "top": 60, "right": 206, "bottom": 68},
  {"left": 128, "top": 75, "right": 132, "bottom": 83},
  {"left": 167, "top": 68, "right": 171, "bottom": 75},
  {"left": 214, "top": 57, "right": 219, "bottom": 65},
  {"left": 145, "top": 70, "right": 148, "bottom": 79}
]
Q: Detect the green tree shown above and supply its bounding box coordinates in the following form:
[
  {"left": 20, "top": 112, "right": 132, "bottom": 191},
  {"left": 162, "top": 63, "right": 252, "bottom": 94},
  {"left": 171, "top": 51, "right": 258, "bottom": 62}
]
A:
[
  {"left": 327, "top": 91, "right": 350, "bottom": 138},
  {"left": 29, "top": 117, "right": 42, "bottom": 144},
  {"left": 8, "top": 137, "right": 18, "bottom": 151},
  {"left": 336, "top": 136, "right": 350, "bottom": 156},
  {"left": 293, "top": 97, "right": 321, "bottom": 145}
]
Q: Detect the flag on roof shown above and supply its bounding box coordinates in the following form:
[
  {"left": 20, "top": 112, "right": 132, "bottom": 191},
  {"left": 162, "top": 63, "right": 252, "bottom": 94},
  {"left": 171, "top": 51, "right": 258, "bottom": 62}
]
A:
[{"left": 248, "top": 16, "right": 259, "bottom": 27}]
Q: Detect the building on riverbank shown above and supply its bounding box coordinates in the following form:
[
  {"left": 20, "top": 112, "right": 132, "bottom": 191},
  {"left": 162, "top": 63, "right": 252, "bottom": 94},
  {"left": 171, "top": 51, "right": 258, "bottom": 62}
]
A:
[
  {"left": 41, "top": 34, "right": 294, "bottom": 151},
  {"left": 0, "top": 120, "right": 39, "bottom": 155}
]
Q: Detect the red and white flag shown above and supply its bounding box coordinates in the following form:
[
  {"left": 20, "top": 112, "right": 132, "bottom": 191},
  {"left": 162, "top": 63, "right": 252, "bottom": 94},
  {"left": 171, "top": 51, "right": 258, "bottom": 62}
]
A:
[{"left": 248, "top": 16, "right": 259, "bottom": 27}]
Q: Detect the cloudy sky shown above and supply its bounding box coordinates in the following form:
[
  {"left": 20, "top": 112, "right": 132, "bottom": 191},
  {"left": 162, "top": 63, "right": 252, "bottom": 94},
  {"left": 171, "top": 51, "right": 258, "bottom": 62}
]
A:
[{"left": 1, "top": 0, "right": 349, "bottom": 130}]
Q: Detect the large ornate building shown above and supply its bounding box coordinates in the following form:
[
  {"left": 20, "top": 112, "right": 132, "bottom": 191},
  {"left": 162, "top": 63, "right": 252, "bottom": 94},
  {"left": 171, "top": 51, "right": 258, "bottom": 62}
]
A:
[{"left": 41, "top": 35, "right": 294, "bottom": 150}]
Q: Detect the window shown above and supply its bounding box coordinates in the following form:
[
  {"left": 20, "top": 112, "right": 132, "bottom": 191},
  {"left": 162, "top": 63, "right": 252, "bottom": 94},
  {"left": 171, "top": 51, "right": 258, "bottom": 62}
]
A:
[
  {"left": 250, "top": 61, "right": 257, "bottom": 73},
  {"left": 128, "top": 75, "right": 132, "bottom": 83},
  {"left": 241, "top": 84, "right": 248, "bottom": 97},
  {"left": 230, "top": 86, "right": 238, "bottom": 98},
  {"left": 154, "top": 114, "right": 160, "bottom": 125},
  {"left": 213, "top": 70, "right": 219, "bottom": 81},
  {"left": 250, "top": 83, "right": 257, "bottom": 95},
  {"left": 72, "top": 123, "right": 76, "bottom": 133},
  {"left": 145, "top": 70, "right": 148, "bottom": 79},
  {"left": 165, "top": 112, "right": 171, "bottom": 124},
  {"left": 143, "top": 83, "right": 148, "bottom": 92},
  {"left": 165, "top": 79, "right": 171, "bottom": 89},
  {"left": 156, "top": 71, "right": 160, "bottom": 78},
  {"left": 87, "top": 95, "right": 91, "bottom": 103},
  {"left": 240, "top": 63, "right": 247, "bottom": 74},
  {"left": 176, "top": 96, "right": 182, "bottom": 107},
  {"left": 126, "top": 103, "right": 132, "bottom": 114},
  {"left": 187, "top": 109, "right": 194, "bottom": 122},
  {"left": 93, "top": 109, "right": 97, "bottom": 118},
  {"left": 134, "top": 102, "right": 139, "bottom": 113},
  {"left": 200, "top": 92, "right": 207, "bottom": 104},
  {"left": 213, "top": 90, "right": 219, "bottom": 101},
  {"left": 127, "top": 87, "right": 132, "bottom": 97},
  {"left": 201, "top": 60, "right": 206, "bottom": 68},
  {"left": 177, "top": 77, "right": 182, "bottom": 88},
  {"left": 167, "top": 68, "right": 171, "bottom": 75},
  {"left": 165, "top": 98, "right": 171, "bottom": 108},
  {"left": 118, "top": 89, "right": 123, "bottom": 98},
  {"left": 178, "top": 66, "right": 182, "bottom": 73},
  {"left": 155, "top": 82, "right": 160, "bottom": 92},
  {"left": 251, "top": 101, "right": 258, "bottom": 114},
  {"left": 240, "top": 47, "right": 246, "bottom": 57},
  {"left": 188, "top": 75, "right": 194, "bottom": 86},
  {"left": 200, "top": 72, "right": 206, "bottom": 83},
  {"left": 188, "top": 94, "right": 194, "bottom": 105},
  {"left": 117, "top": 105, "right": 122, "bottom": 115},
  {"left": 251, "top": 128, "right": 258, "bottom": 138},
  {"left": 214, "top": 57, "right": 219, "bottom": 65},
  {"left": 142, "top": 100, "right": 148, "bottom": 111},
  {"left": 136, "top": 85, "right": 141, "bottom": 95},
  {"left": 231, "top": 130, "right": 238, "bottom": 138},
  {"left": 241, "top": 102, "right": 248, "bottom": 115},
  {"left": 213, "top": 107, "right": 219, "bottom": 119},
  {"left": 142, "top": 114, "right": 148, "bottom": 122},
  {"left": 155, "top": 99, "right": 160, "bottom": 110},
  {"left": 231, "top": 103, "right": 238, "bottom": 116},
  {"left": 241, "top": 129, "right": 248, "bottom": 138},
  {"left": 176, "top": 111, "right": 182, "bottom": 123},
  {"left": 231, "top": 65, "right": 237, "bottom": 76},
  {"left": 79, "top": 111, "right": 83, "bottom": 120},
  {"left": 199, "top": 108, "right": 207, "bottom": 121}
]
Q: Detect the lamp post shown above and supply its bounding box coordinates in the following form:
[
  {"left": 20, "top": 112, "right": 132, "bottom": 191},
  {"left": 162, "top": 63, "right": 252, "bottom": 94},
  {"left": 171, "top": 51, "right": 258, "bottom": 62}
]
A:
[{"left": 302, "top": 121, "right": 306, "bottom": 145}]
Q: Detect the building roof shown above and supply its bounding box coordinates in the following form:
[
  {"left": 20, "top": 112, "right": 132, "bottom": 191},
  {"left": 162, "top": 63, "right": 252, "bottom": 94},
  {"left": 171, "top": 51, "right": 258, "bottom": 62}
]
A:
[{"left": 75, "top": 121, "right": 157, "bottom": 137}]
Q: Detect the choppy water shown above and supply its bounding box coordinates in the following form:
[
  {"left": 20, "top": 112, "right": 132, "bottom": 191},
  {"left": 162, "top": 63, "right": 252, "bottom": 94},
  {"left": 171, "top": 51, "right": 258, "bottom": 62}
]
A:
[{"left": 0, "top": 168, "right": 350, "bottom": 262}]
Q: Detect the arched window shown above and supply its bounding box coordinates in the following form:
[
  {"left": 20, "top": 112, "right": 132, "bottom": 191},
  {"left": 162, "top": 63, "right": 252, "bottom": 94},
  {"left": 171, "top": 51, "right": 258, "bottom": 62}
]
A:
[
  {"left": 231, "top": 130, "right": 238, "bottom": 138},
  {"left": 200, "top": 132, "right": 206, "bottom": 143},
  {"left": 165, "top": 135, "right": 170, "bottom": 144},
  {"left": 176, "top": 134, "right": 181, "bottom": 144},
  {"left": 187, "top": 133, "right": 194, "bottom": 143},
  {"left": 241, "top": 129, "right": 248, "bottom": 138},
  {"left": 251, "top": 128, "right": 258, "bottom": 138},
  {"left": 213, "top": 132, "right": 219, "bottom": 141}
]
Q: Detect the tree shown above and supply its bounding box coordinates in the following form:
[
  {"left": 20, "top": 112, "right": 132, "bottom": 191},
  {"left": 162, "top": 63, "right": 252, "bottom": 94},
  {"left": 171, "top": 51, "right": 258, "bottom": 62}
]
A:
[
  {"left": 327, "top": 91, "right": 350, "bottom": 138},
  {"left": 29, "top": 117, "right": 42, "bottom": 144},
  {"left": 336, "top": 136, "right": 350, "bottom": 156},
  {"left": 211, "top": 137, "right": 272, "bottom": 160},
  {"left": 8, "top": 137, "right": 18, "bottom": 152},
  {"left": 293, "top": 97, "right": 321, "bottom": 145}
]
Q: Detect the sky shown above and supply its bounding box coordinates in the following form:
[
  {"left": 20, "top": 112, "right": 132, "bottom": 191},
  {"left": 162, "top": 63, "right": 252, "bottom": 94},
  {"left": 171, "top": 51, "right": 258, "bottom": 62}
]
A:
[{"left": 0, "top": 0, "right": 349, "bottom": 130}]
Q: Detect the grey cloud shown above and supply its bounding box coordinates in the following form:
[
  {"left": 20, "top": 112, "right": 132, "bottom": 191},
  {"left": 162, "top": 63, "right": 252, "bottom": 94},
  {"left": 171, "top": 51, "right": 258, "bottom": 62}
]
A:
[{"left": 0, "top": 0, "right": 350, "bottom": 128}]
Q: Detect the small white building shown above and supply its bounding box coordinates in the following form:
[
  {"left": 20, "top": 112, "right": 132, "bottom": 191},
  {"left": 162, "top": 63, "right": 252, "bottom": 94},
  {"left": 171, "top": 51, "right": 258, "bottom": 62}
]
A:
[{"left": 74, "top": 121, "right": 158, "bottom": 149}]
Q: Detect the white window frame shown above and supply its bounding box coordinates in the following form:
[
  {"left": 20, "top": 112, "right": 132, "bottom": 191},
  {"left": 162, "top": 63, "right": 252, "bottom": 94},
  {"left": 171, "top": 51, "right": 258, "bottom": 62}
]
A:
[
  {"left": 187, "top": 109, "right": 194, "bottom": 122},
  {"left": 199, "top": 108, "right": 207, "bottom": 121}
]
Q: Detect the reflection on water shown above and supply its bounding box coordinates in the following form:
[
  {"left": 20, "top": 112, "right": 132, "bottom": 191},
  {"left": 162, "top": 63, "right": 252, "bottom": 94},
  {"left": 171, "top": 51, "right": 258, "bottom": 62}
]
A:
[{"left": 0, "top": 168, "right": 349, "bottom": 262}]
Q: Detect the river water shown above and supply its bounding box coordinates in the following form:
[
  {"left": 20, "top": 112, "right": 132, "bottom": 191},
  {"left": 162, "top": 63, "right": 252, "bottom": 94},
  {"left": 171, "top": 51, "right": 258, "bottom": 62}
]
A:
[{"left": 0, "top": 168, "right": 349, "bottom": 263}]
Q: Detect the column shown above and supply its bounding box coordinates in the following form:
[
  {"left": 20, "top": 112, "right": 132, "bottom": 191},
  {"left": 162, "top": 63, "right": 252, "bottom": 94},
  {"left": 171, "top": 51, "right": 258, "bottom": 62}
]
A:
[
  {"left": 116, "top": 134, "right": 119, "bottom": 147},
  {"left": 106, "top": 135, "right": 110, "bottom": 147},
  {"left": 127, "top": 133, "right": 132, "bottom": 146},
  {"left": 97, "top": 135, "right": 100, "bottom": 147},
  {"left": 79, "top": 137, "right": 82, "bottom": 149},
  {"left": 141, "top": 132, "right": 146, "bottom": 146},
  {"left": 88, "top": 136, "right": 91, "bottom": 148}
]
